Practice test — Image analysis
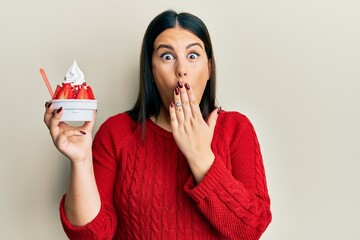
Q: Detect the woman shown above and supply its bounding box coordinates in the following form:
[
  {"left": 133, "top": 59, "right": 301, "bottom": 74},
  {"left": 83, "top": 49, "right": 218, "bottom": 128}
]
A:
[{"left": 44, "top": 10, "right": 272, "bottom": 240}]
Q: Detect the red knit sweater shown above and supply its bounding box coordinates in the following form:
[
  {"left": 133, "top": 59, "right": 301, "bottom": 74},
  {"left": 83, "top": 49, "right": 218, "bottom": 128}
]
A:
[{"left": 60, "top": 111, "right": 272, "bottom": 239}]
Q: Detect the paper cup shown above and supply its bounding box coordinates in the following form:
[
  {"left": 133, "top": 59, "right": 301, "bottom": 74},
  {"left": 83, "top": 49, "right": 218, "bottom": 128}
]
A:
[{"left": 51, "top": 99, "right": 97, "bottom": 122}]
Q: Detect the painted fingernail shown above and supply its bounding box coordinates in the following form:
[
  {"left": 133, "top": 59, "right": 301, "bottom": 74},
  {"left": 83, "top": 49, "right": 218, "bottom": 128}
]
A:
[
  {"left": 80, "top": 131, "right": 86, "bottom": 135},
  {"left": 217, "top": 106, "right": 222, "bottom": 114},
  {"left": 185, "top": 83, "right": 190, "bottom": 90},
  {"left": 57, "top": 107, "right": 63, "bottom": 113},
  {"left": 170, "top": 102, "right": 174, "bottom": 108},
  {"left": 175, "top": 87, "right": 180, "bottom": 95},
  {"left": 178, "top": 81, "right": 184, "bottom": 88}
]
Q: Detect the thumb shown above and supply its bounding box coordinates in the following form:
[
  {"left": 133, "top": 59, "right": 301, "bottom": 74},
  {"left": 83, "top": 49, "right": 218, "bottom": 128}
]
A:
[
  {"left": 82, "top": 110, "right": 97, "bottom": 133},
  {"left": 207, "top": 107, "right": 221, "bottom": 131}
]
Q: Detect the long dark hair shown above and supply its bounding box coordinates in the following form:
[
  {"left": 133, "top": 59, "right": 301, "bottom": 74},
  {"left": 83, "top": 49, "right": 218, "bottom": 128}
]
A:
[{"left": 127, "top": 10, "right": 217, "bottom": 137}]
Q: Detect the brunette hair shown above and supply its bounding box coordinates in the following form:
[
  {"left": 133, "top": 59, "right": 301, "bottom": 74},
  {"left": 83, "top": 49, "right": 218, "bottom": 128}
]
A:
[{"left": 127, "top": 10, "right": 216, "bottom": 136}]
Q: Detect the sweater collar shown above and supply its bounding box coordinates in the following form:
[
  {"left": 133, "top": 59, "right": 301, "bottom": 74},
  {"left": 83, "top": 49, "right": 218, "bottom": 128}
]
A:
[{"left": 146, "top": 118, "right": 175, "bottom": 140}]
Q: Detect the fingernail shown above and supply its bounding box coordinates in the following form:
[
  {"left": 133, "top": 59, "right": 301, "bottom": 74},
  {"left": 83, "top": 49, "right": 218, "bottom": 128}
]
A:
[
  {"left": 175, "top": 87, "right": 180, "bottom": 95},
  {"left": 217, "top": 106, "right": 222, "bottom": 114},
  {"left": 57, "top": 107, "right": 63, "bottom": 113},
  {"left": 185, "top": 83, "right": 190, "bottom": 90},
  {"left": 80, "top": 131, "right": 86, "bottom": 135},
  {"left": 170, "top": 102, "right": 174, "bottom": 108},
  {"left": 178, "top": 81, "right": 184, "bottom": 88}
]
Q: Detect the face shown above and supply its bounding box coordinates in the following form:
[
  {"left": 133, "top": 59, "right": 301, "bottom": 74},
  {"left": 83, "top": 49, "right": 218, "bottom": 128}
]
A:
[{"left": 152, "top": 27, "right": 211, "bottom": 109}]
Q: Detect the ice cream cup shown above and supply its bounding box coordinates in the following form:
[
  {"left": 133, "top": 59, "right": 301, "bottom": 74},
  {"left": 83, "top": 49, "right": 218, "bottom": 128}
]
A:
[{"left": 51, "top": 99, "right": 97, "bottom": 122}]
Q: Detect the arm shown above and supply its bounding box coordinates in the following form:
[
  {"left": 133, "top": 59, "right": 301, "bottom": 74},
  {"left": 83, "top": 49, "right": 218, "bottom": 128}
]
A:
[
  {"left": 169, "top": 83, "right": 271, "bottom": 239},
  {"left": 44, "top": 103, "right": 118, "bottom": 239},
  {"left": 64, "top": 159, "right": 100, "bottom": 226},
  {"left": 44, "top": 102, "right": 101, "bottom": 225},
  {"left": 184, "top": 114, "right": 272, "bottom": 239},
  {"left": 60, "top": 121, "right": 119, "bottom": 239}
]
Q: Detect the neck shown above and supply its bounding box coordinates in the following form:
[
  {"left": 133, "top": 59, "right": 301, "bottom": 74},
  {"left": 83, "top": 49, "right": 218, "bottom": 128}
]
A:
[{"left": 151, "top": 105, "right": 172, "bottom": 132}]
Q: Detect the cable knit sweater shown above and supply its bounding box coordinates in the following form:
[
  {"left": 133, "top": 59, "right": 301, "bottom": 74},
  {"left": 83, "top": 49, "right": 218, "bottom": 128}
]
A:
[{"left": 59, "top": 111, "right": 272, "bottom": 239}]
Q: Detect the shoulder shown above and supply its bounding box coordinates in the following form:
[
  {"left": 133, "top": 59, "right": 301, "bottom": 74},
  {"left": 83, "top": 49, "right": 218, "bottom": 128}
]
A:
[
  {"left": 216, "top": 110, "right": 253, "bottom": 130},
  {"left": 102, "top": 112, "right": 136, "bottom": 129},
  {"left": 94, "top": 112, "right": 139, "bottom": 144},
  {"left": 215, "top": 110, "right": 257, "bottom": 144}
]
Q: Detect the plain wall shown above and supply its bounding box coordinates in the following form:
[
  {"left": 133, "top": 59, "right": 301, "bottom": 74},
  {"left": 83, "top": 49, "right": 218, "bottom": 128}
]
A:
[{"left": 1, "top": 0, "right": 359, "bottom": 239}]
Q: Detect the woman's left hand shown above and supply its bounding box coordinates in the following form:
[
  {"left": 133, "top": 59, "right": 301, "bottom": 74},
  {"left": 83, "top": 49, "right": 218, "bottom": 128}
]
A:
[{"left": 169, "top": 81, "right": 220, "bottom": 183}]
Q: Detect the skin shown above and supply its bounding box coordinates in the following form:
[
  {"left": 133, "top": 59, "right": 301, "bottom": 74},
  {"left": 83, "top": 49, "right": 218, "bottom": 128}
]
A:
[
  {"left": 44, "top": 104, "right": 100, "bottom": 226},
  {"left": 151, "top": 27, "right": 211, "bottom": 125},
  {"left": 43, "top": 26, "right": 219, "bottom": 226}
]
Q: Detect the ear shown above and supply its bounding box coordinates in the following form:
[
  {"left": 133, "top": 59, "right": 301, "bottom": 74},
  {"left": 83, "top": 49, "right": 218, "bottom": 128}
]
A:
[{"left": 207, "top": 59, "right": 212, "bottom": 80}]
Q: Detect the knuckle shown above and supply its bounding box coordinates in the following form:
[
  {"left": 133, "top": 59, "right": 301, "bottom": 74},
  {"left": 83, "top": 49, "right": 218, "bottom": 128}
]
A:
[
  {"left": 190, "top": 99, "right": 197, "bottom": 106},
  {"left": 170, "top": 115, "right": 177, "bottom": 122}
]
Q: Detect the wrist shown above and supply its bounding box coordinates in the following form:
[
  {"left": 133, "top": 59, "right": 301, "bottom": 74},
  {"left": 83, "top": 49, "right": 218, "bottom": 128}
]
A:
[
  {"left": 70, "top": 155, "right": 93, "bottom": 169},
  {"left": 68, "top": 148, "right": 93, "bottom": 164},
  {"left": 187, "top": 151, "right": 215, "bottom": 183}
]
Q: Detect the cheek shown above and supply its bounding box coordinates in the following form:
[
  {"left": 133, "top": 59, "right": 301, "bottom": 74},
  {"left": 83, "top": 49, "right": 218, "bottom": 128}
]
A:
[
  {"left": 190, "top": 66, "right": 210, "bottom": 100},
  {"left": 195, "top": 81, "right": 208, "bottom": 102},
  {"left": 152, "top": 64, "right": 177, "bottom": 104},
  {"left": 187, "top": 81, "right": 207, "bottom": 104},
  {"left": 152, "top": 64, "right": 166, "bottom": 88},
  {"left": 153, "top": 68, "right": 175, "bottom": 92}
]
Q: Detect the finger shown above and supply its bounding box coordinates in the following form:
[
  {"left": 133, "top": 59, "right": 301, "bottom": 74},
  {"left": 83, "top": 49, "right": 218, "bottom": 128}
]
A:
[
  {"left": 207, "top": 107, "right": 221, "bottom": 132},
  {"left": 81, "top": 110, "right": 97, "bottom": 133},
  {"left": 59, "top": 128, "right": 87, "bottom": 139},
  {"left": 49, "top": 106, "right": 64, "bottom": 138},
  {"left": 54, "top": 128, "right": 87, "bottom": 150},
  {"left": 178, "top": 81, "right": 191, "bottom": 120},
  {"left": 174, "top": 87, "right": 184, "bottom": 125},
  {"left": 44, "top": 101, "right": 54, "bottom": 128},
  {"left": 169, "top": 102, "right": 178, "bottom": 130},
  {"left": 184, "top": 82, "right": 202, "bottom": 119}
]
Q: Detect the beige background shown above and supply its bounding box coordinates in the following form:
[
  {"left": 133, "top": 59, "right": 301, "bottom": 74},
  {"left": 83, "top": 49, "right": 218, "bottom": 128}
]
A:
[{"left": 1, "top": 0, "right": 359, "bottom": 239}]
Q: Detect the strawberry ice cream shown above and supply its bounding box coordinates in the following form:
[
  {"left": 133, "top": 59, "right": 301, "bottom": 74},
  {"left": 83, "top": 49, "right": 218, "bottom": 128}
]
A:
[
  {"left": 52, "top": 60, "right": 95, "bottom": 100},
  {"left": 50, "top": 60, "right": 97, "bottom": 122}
]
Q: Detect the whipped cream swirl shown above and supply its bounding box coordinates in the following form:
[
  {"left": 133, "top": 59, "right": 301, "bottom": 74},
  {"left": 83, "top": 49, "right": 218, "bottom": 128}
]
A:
[{"left": 64, "top": 60, "right": 85, "bottom": 85}]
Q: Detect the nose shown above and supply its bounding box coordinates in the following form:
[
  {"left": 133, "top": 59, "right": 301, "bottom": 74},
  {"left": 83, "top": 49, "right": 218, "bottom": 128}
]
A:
[
  {"left": 177, "top": 71, "right": 187, "bottom": 77},
  {"left": 175, "top": 59, "right": 187, "bottom": 78}
]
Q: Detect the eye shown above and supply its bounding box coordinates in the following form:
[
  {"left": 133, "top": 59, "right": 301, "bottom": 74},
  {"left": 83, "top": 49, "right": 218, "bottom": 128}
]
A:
[
  {"left": 160, "top": 53, "right": 175, "bottom": 61},
  {"left": 188, "top": 52, "right": 200, "bottom": 60}
]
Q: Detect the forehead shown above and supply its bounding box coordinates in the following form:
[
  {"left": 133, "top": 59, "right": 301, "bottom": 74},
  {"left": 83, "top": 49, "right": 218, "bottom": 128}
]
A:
[{"left": 154, "top": 27, "right": 204, "bottom": 48}]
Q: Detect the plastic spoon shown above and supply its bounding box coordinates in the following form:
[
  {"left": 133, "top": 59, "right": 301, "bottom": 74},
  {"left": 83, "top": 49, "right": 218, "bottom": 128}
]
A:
[{"left": 39, "top": 68, "right": 54, "bottom": 98}]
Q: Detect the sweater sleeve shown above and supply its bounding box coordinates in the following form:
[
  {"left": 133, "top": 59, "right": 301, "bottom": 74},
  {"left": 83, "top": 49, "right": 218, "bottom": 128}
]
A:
[
  {"left": 184, "top": 113, "right": 272, "bottom": 240},
  {"left": 59, "top": 119, "right": 119, "bottom": 240}
]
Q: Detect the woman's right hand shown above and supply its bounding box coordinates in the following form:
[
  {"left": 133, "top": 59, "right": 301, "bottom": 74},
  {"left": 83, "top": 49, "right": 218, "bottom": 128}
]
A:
[{"left": 44, "top": 101, "right": 96, "bottom": 163}]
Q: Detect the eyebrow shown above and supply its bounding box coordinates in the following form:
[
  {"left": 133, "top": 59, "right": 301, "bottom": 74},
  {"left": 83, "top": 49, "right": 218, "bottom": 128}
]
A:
[
  {"left": 155, "top": 42, "right": 203, "bottom": 52},
  {"left": 186, "top": 42, "right": 203, "bottom": 50},
  {"left": 156, "top": 44, "right": 174, "bottom": 52}
]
